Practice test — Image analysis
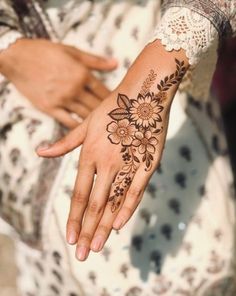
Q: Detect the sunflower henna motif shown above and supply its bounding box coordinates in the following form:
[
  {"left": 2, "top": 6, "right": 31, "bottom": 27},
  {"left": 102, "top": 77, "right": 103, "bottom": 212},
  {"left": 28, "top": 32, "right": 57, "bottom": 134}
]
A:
[
  {"left": 130, "top": 93, "right": 163, "bottom": 127},
  {"left": 106, "top": 59, "right": 186, "bottom": 212}
]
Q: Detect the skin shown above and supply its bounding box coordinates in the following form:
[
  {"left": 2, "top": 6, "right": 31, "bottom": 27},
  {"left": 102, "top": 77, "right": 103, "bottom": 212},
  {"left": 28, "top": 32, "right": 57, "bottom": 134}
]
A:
[
  {"left": 0, "top": 38, "right": 117, "bottom": 128},
  {"left": 37, "top": 40, "right": 189, "bottom": 261}
]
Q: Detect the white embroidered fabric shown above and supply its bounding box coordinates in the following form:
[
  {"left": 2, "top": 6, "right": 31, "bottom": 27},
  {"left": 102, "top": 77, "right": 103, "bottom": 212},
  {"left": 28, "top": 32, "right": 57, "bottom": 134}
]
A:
[
  {"left": 150, "top": 7, "right": 218, "bottom": 66},
  {"left": 0, "top": 29, "right": 23, "bottom": 53},
  {"left": 0, "top": 29, "right": 23, "bottom": 84},
  {"left": 149, "top": 7, "right": 219, "bottom": 100}
]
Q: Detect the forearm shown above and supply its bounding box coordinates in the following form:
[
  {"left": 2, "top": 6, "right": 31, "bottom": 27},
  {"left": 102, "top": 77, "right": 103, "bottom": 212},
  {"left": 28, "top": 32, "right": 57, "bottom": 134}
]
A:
[{"left": 116, "top": 39, "right": 189, "bottom": 105}]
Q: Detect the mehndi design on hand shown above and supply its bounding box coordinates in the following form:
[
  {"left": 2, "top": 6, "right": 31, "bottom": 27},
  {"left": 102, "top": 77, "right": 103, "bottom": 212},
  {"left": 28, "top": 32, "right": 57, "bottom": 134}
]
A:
[{"left": 106, "top": 59, "right": 186, "bottom": 212}]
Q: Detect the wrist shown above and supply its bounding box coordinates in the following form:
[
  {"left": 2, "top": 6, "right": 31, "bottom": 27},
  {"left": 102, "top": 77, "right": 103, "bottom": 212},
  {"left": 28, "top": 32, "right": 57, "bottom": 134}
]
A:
[
  {"left": 116, "top": 40, "right": 189, "bottom": 104},
  {"left": 144, "top": 39, "right": 189, "bottom": 71}
]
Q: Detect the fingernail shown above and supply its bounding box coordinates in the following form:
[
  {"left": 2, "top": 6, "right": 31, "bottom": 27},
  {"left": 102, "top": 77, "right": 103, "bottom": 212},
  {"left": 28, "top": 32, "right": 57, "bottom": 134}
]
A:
[
  {"left": 113, "top": 217, "right": 124, "bottom": 230},
  {"left": 67, "top": 230, "right": 77, "bottom": 245},
  {"left": 76, "top": 246, "right": 88, "bottom": 261},
  {"left": 36, "top": 143, "right": 51, "bottom": 151},
  {"left": 91, "top": 236, "right": 104, "bottom": 252}
]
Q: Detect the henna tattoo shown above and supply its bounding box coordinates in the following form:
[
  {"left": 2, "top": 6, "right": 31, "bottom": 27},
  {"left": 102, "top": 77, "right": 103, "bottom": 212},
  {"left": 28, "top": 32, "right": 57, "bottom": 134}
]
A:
[
  {"left": 140, "top": 69, "right": 157, "bottom": 97},
  {"left": 107, "top": 59, "right": 186, "bottom": 212}
]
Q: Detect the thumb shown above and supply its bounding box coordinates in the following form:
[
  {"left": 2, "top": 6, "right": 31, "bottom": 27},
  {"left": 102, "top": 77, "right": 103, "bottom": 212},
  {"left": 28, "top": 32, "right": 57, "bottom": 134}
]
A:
[
  {"left": 36, "top": 119, "right": 88, "bottom": 158},
  {"left": 67, "top": 46, "right": 118, "bottom": 71}
]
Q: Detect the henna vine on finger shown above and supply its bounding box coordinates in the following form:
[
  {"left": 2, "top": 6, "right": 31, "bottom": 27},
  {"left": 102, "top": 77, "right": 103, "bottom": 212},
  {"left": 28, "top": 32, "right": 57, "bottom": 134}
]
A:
[{"left": 107, "top": 59, "right": 186, "bottom": 212}]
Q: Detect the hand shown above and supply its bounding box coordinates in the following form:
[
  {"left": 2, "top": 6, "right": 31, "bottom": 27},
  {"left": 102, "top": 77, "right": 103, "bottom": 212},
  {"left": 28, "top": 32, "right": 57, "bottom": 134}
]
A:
[
  {"left": 0, "top": 38, "right": 117, "bottom": 128},
  {"left": 37, "top": 40, "right": 189, "bottom": 261}
]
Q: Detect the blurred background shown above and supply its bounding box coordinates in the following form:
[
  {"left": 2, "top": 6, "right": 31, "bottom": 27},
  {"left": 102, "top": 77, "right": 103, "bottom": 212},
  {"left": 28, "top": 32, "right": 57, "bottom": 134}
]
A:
[{"left": 0, "top": 38, "right": 235, "bottom": 295}]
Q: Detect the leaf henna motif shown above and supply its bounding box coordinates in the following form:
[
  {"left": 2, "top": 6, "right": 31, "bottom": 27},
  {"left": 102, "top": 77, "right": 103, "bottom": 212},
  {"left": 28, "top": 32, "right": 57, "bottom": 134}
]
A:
[
  {"left": 117, "top": 94, "right": 131, "bottom": 109},
  {"left": 106, "top": 60, "right": 186, "bottom": 212},
  {"left": 108, "top": 108, "right": 129, "bottom": 120},
  {"left": 140, "top": 69, "right": 157, "bottom": 97}
]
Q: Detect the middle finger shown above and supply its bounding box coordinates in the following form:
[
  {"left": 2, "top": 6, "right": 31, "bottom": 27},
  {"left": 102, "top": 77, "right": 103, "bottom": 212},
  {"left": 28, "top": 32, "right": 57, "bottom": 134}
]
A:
[
  {"left": 77, "top": 89, "right": 101, "bottom": 110},
  {"left": 76, "top": 169, "right": 117, "bottom": 261},
  {"left": 67, "top": 102, "right": 90, "bottom": 119}
]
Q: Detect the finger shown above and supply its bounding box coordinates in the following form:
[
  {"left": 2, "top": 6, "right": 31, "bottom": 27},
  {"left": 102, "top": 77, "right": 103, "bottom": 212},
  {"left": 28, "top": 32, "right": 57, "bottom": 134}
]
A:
[
  {"left": 77, "top": 89, "right": 101, "bottom": 110},
  {"left": 67, "top": 101, "right": 90, "bottom": 119},
  {"left": 90, "top": 170, "right": 133, "bottom": 253},
  {"left": 113, "top": 165, "right": 152, "bottom": 230},
  {"left": 51, "top": 108, "right": 79, "bottom": 129},
  {"left": 36, "top": 117, "right": 88, "bottom": 157},
  {"left": 66, "top": 46, "right": 118, "bottom": 71},
  {"left": 76, "top": 170, "right": 117, "bottom": 261},
  {"left": 86, "top": 74, "right": 111, "bottom": 99},
  {"left": 67, "top": 157, "right": 96, "bottom": 246}
]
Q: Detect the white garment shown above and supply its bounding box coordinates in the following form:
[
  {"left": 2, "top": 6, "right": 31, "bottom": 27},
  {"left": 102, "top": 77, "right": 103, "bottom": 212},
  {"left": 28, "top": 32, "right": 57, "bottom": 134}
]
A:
[{"left": 0, "top": 1, "right": 235, "bottom": 295}]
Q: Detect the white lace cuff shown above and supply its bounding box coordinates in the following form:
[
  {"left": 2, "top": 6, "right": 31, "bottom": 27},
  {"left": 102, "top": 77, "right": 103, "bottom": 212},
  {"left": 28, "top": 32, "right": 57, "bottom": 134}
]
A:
[
  {"left": 149, "top": 7, "right": 218, "bottom": 66},
  {"left": 148, "top": 7, "right": 220, "bottom": 101},
  {"left": 0, "top": 28, "right": 23, "bottom": 53}
]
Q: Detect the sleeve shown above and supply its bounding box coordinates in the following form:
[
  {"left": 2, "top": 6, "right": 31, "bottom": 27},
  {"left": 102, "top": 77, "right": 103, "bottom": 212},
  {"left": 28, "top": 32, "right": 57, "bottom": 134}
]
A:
[
  {"left": 0, "top": 0, "right": 24, "bottom": 53},
  {"left": 148, "top": 0, "right": 236, "bottom": 100},
  {"left": 150, "top": 6, "right": 218, "bottom": 66},
  {"left": 160, "top": 0, "right": 234, "bottom": 39}
]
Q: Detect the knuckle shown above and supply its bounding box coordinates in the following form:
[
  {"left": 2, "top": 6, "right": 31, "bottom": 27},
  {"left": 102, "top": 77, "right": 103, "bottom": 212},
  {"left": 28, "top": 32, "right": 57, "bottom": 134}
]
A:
[
  {"left": 58, "top": 137, "right": 72, "bottom": 150},
  {"left": 76, "top": 67, "right": 88, "bottom": 81},
  {"left": 67, "top": 218, "right": 79, "bottom": 226},
  {"left": 96, "top": 57, "right": 106, "bottom": 65},
  {"left": 43, "top": 102, "right": 57, "bottom": 114},
  {"left": 127, "top": 187, "right": 142, "bottom": 200},
  {"left": 79, "top": 232, "right": 92, "bottom": 244},
  {"left": 80, "top": 150, "right": 93, "bottom": 166},
  {"left": 96, "top": 225, "right": 110, "bottom": 236},
  {"left": 98, "top": 162, "right": 118, "bottom": 175},
  {"left": 54, "top": 92, "right": 65, "bottom": 102},
  {"left": 121, "top": 206, "right": 132, "bottom": 217},
  {"left": 80, "top": 143, "right": 94, "bottom": 159},
  {"left": 91, "top": 56, "right": 100, "bottom": 64},
  {"left": 108, "top": 161, "right": 119, "bottom": 171},
  {"left": 72, "top": 191, "right": 87, "bottom": 205},
  {"left": 39, "top": 101, "right": 50, "bottom": 112},
  {"left": 87, "top": 200, "right": 103, "bottom": 216}
]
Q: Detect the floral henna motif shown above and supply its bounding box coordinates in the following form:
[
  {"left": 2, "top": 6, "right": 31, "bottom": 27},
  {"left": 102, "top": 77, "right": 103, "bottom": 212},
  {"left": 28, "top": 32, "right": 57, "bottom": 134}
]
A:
[
  {"left": 107, "top": 59, "right": 186, "bottom": 212},
  {"left": 129, "top": 93, "right": 163, "bottom": 127}
]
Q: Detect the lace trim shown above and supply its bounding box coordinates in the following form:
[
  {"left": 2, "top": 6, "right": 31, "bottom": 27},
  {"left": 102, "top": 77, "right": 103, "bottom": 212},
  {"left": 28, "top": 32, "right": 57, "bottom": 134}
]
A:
[
  {"left": 162, "top": 0, "right": 233, "bottom": 39},
  {"left": 148, "top": 7, "right": 219, "bottom": 100},
  {"left": 149, "top": 7, "right": 218, "bottom": 66},
  {"left": 0, "top": 29, "right": 23, "bottom": 53}
]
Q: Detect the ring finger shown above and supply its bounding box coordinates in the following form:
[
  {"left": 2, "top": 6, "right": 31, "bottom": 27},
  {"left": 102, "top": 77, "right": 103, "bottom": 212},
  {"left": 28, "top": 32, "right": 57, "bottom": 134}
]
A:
[{"left": 90, "top": 170, "right": 135, "bottom": 253}]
